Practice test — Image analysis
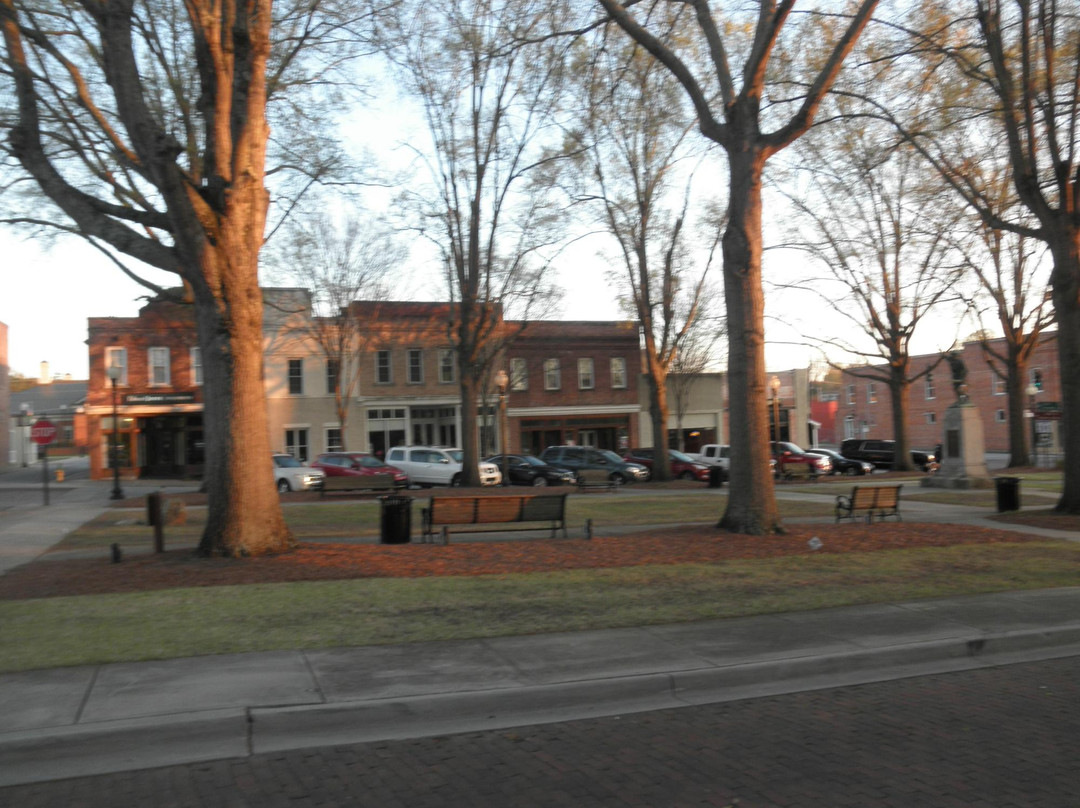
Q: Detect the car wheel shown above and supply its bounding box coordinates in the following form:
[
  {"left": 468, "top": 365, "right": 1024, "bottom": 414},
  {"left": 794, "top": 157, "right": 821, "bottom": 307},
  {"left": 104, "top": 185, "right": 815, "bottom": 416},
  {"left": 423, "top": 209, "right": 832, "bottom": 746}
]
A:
[
  {"left": 680, "top": 470, "right": 696, "bottom": 481},
  {"left": 450, "top": 473, "right": 462, "bottom": 487},
  {"left": 609, "top": 473, "right": 625, "bottom": 486},
  {"left": 531, "top": 476, "right": 548, "bottom": 486},
  {"left": 277, "top": 479, "right": 291, "bottom": 493}
]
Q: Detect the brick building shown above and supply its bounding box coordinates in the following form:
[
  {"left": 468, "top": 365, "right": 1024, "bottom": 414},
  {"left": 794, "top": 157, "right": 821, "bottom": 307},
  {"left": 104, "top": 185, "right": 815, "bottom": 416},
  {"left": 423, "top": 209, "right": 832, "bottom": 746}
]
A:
[
  {"left": 506, "top": 320, "right": 642, "bottom": 455},
  {"left": 86, "top": 296, "right": 203, "bottom": 480},
  {"left": 837, "top": 332, "right": 1062, "bottom": 457}
]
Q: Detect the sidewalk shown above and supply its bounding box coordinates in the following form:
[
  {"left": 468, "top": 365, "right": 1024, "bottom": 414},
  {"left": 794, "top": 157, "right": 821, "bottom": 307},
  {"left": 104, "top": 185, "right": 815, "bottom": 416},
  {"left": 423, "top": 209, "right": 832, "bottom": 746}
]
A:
[{"left": 2, "top": 473, "right": 1079, "bottom": 787}]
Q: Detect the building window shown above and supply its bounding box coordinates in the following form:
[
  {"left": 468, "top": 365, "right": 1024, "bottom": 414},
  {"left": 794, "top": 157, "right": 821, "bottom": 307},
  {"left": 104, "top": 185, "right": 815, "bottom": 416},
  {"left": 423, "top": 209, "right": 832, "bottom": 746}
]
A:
[
  {"left": 925, "top": 412, "right": 937, "bottom": 424},
  {"left": 376, "top": 350, "right": 392, "bottom": 384},
  {"left": 326, "top": 360, "right": 339, "bottom": 395},
  {"left": 844, "top": 414, "right": 855, "bottom": 439},
  {"left": 105, "top": 346, "right": 128, "bottom": 386},
  {"left": 867, "top": 383, "right": 877, "bottom": 404},
  {"left": 544, "top": 358, "right": 561, "bottom": 390},
  {"left": 611, "top": 357, "right": 627, "bottom": 389},
  {"left": 995, "top": 409, "right": 1007, "bottom": 423},
  {"left": 510, "top": 358, "right": 528, "bottom": 391},
  {"left": 992, "top": 375, "right": 1006, "bottom": 396},
  {"left": 326, "top": 427, "right": 343, "bottom": 452},
  {"left": 1031, "top": 368, "right": 1043, "bottom": 391},
  {"left": 148, "top": 347, "right": 170, "bottom": 386},
  {"left": 845, "top": 383, "right": 855, "bottom": 405},
  {"left": 407, "top": 349, "right": 423, "bottom": 384},
  {"left": 578, "top": 358, "right": 594, "bottom": 390},
  {"left": 925, "top": 373, "right": 935, "bottom": 400},
  {"left": 190, "top": 347, "right": 203, "bottom": 386},
  {"left": 288, "top": 359, "right": 304, "bottom": 395},
  {"left": 438, "top": 349, "right": 456, "bottom": 384},
  {"left": 285, "top": 428, "right": 309, "bottom": 462}
]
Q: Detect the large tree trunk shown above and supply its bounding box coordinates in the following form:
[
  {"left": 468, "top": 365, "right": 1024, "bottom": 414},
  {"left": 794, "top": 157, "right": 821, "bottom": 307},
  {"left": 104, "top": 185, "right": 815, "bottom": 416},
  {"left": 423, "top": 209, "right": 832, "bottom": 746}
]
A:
[
  {"left": 646, "top": 358, "right": 672, "bottom": 481},
  {"left": 458, "top": 371, "right": 481, "bottom": 486},
  {"left": 1006, "top": 357, "right": 1031, "bottom": 468},
  {"left": 193, "top": 249, "right": 293, "bottom": 557},
  {"left": 888, "top": 363, "right": 913, "bottom": 472},
  {"left": 1049, "top": 230, "right": 1080, "bottom": 512},
  {"left": 718, "top": 148, "right": 781, "bottom": 534}
]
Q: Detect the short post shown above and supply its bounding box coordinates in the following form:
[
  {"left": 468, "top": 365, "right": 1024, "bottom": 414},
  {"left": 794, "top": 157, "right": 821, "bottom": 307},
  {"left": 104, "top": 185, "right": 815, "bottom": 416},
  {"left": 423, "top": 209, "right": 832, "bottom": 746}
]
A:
[{"left": 147, "top": 492, "right": 165, "bottom": 553}]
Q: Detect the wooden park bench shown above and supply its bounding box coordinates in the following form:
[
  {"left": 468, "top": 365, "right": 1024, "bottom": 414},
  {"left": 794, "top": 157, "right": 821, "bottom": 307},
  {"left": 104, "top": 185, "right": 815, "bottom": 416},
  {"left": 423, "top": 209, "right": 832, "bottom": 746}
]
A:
[
  {"left": 835, "top": 484, "right": 903, "bottom": 524},
  {"left": 576, "top": 468, "right": 619, "bottom": 492},
  {"left": 320, "top": 474, "right": 397, "bottom": 498},
  {"left": 420, "top": 492, "right": 569, "bottom": 544}
]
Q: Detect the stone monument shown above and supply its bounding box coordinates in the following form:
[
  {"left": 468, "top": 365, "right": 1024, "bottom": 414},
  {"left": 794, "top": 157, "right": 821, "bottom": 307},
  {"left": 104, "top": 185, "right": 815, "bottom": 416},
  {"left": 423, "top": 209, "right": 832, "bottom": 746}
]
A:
[{"left": 922, "top": 352, "right": 992, "bottom": 489}]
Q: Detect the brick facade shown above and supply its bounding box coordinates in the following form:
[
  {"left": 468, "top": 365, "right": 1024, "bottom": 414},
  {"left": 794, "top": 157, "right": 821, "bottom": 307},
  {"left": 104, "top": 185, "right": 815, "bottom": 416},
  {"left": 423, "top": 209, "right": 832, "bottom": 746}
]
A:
[{"left": 837, "top": 332, "right": 1062, "bottom": 455}]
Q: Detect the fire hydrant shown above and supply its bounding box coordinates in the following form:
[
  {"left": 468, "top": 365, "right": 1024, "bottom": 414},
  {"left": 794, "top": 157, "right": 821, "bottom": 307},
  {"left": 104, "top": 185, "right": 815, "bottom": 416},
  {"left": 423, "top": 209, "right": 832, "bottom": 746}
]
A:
[{"left": 55, "top": 468, "right": 65, "bottom": 483}]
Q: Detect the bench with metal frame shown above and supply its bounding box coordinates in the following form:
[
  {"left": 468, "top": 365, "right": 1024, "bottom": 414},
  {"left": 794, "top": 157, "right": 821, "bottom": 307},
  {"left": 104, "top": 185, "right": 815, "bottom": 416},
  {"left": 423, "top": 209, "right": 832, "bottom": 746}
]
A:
[
  {"left": 420, "top": 492, "right": 569, "bottom": 544},
  {"left": 835, "top": 484, "right": 903, "bottom": 524},
  {"left": 576, "top": 468, "right": 619, "bottom": 492},
  {"left": 320, "top": 474, "right": 397, "bottom": 498}
]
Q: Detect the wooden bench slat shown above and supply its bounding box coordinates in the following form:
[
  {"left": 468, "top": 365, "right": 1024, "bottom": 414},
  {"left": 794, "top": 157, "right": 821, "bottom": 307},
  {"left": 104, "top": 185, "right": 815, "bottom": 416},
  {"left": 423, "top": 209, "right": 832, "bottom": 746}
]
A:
[
  {"left": 422, "top": 493, "right": 569, "bottom": 543},
  {"left": 836, "top": 484, "right": 903, "bottom": 524}
]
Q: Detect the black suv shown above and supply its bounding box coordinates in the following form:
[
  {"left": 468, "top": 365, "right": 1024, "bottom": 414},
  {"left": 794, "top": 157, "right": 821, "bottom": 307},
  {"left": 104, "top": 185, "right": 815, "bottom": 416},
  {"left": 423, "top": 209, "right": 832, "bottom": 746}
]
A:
[
  {"left": 538, "top": 446, "right": 649, "bottom": 485},
  {"left": 839, "top": 439, "right": 937, "bottom": 472}
]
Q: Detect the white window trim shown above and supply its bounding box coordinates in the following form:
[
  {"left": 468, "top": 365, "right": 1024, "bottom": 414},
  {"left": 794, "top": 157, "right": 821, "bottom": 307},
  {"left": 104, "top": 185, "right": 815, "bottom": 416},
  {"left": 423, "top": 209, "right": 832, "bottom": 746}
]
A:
[
  {"left": 510, "top": 357, "right": 528, "bottom": 391},
  {"left": 438, "top": 349, "right": 456, "bottom": 384},
  {"left": 148, "top": 346, "right": 171, "bottom": 387},
  {"left": 105, "top": 346, "right": 129, "bottom": 386},
  {"left": 190, "top": 347, "right": 203, "bottom": 387},
  {"left": 845, "top": 384, "right": 855, "bottom": 405},
  {"left": 578, "top": 358, "right": 595, "bottom": 390},
  {"left": 867, "top": 382, "right": 877, "bottom": 404},
  {"left": 924, "top": 375, "right": 935, "bottom": 400},
  {"left": 288, "top": 358, "right": 304, "bottom": 395},
  {"left": 610, "top": 357, "right": 627, "bottom": 389},
  {"left": 544, "top": 358, "right": 561, "bottom": 391}
]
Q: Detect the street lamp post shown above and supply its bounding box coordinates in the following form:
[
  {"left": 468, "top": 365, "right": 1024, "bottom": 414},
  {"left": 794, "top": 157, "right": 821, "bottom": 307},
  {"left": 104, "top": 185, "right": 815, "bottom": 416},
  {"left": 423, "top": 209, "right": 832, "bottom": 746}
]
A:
[
  {"left": 1026, "top": 383, "right": 1039, "bottom": 468},
  {"left": 495, "top": 369, "right": 510, "bottom": 487},
  {"left": 106, "top": 361, "right": 125, "bottom": 500},
  {"left": 770, "top": 375, "right": 781, "bottom": 445}
]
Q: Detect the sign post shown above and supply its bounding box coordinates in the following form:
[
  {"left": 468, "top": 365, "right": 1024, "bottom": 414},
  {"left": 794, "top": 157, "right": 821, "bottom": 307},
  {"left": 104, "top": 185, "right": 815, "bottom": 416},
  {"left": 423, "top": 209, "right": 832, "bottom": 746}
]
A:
[{"left": 31, "top": 419, "right": 58, "bottom": 505}]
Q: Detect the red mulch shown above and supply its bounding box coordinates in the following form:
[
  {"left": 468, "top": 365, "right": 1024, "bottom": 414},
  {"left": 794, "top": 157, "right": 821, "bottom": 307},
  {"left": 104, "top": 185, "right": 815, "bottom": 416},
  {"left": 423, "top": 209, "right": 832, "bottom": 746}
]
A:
[{"left": 0, "top": 522, "right": 1052, "bottom": 601}]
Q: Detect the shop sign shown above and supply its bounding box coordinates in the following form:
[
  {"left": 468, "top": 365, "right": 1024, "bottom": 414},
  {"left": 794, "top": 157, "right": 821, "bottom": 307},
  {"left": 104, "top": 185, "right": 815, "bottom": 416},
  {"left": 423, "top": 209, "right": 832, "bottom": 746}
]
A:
[{"left": 123, "top": 393, "right": 197, "bottom": 405}]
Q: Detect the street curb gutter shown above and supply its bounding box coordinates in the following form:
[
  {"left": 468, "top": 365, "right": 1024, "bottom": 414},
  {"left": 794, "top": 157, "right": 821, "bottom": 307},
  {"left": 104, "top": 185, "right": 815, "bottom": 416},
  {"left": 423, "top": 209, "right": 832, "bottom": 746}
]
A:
[{"left": 3, "top": 626, "right": 1080, "bottom": 788}]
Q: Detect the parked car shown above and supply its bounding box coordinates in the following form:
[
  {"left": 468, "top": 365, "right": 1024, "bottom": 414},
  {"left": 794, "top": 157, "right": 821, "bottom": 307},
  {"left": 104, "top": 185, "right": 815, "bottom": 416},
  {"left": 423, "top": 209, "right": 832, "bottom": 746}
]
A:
[
  {"left": 771, "top": 441, "right": 832, "bottom": 479},
  {"left": 538, "top": 445, "right": 650, "bottom": 485},
  {"left": 311, "top": 452, "right": 409, "bottom": 489},
  {"left": 485, "top": 454, "right": 577, "bottom": 486},
  {"left": 839, "top": 439, "right": 938, "bottom": 472},
  {"left": 690, "top": 444, "right": 730, "bottom": 471},
  {"left": 805, "top": 448, "right": 874, "bottom": 476},
  {"left": 272, "top": 453, "right": 326, "bottom": 493},
  {"left": 622, "top": 448, "right": 713, "bottom": 482},
  {"left": 385, "top": 446, "right": 501, "bottom": 487}
]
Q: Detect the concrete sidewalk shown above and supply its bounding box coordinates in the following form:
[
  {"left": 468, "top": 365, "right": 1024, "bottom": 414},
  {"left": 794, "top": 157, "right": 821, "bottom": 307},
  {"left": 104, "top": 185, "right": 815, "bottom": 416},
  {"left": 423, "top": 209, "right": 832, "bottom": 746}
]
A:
[
  {"left": 3, "top": 587, "right": 1080, "bottom": 787},
  {"left": 2, "top": 471, "right": 1079, "bottom": 787}
]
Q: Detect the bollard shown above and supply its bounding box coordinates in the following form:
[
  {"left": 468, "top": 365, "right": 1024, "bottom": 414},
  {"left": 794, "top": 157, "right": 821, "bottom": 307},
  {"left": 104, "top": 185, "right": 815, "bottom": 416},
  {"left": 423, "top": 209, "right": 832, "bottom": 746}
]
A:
[
  {"left": 147, "top": 492, "right": 165, "bottom": 553},
  {"left": 111, "top": 543, "right": 122, "bottom": 563}
]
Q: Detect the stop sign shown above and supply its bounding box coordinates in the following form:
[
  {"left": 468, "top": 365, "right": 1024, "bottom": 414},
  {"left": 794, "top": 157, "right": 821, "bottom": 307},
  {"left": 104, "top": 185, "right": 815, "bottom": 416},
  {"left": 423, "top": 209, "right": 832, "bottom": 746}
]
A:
[{"left": 31, "top": 419, "right": 58, "bottom": 446}]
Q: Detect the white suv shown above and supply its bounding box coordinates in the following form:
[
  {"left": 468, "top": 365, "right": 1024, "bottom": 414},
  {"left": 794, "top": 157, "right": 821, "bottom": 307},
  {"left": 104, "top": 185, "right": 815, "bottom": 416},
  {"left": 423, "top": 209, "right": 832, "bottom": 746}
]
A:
[
  {"left": 272, "top": 453, "right": 326, "bottom": 492},
  {"left": 384, "top": 446, "right": 502, "bottom": 487}
]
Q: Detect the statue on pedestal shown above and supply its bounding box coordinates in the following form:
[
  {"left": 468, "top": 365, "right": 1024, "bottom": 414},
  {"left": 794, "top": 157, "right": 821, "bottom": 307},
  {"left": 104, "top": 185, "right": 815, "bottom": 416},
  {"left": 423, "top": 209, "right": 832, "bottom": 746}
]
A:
[{"left": 947, "top": 351, "right": 969, "bottom": 404}]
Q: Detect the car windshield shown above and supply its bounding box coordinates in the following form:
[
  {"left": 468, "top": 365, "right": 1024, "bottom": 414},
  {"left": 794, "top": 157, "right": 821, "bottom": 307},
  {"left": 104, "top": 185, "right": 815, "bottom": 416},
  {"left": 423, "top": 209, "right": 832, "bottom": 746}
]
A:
[
  {"left": 274, "top": 455, "right": 301, "bottom": 468},
  {"left": 599, "top": 450, "right": 624, "bottom": 464},
  {"left": 669, "top": 450, "right": 694, "bottom": 462},
  {"left": 356, "top": 456, "right": 385, "bottom": 468}
]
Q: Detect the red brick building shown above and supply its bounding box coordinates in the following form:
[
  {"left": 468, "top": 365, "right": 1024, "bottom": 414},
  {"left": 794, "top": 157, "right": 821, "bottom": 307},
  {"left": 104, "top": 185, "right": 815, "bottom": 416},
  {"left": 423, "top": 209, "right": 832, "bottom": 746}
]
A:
[
  {"left": 86, "top": 296, "right": 204, "bottom": 480},
  {"left": 837, "top": 332, "right": 1062, "bottom": 456},
  {"left": 506, "top": 320, "right": 642, "bottom": 455}
]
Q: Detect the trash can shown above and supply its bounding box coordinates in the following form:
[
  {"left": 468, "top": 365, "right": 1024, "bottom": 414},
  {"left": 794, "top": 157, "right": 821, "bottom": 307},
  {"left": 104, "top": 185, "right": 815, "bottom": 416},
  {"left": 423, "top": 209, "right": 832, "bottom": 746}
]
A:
[
  {"left": 708, "top": 466, "right": 725, "bottom": 489},
  {"left": 379, "top": 495, "right": 412, "bottom": 544},
  {"left": 994, "top": 476, "right": 1020, "bottom": 512}
]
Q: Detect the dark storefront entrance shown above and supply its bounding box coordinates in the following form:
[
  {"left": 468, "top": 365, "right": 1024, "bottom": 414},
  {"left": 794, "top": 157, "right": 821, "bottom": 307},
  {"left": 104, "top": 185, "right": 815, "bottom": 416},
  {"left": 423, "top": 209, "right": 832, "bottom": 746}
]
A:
[{"left": 140, "top": 414, "right": 203, "bottom": 478}]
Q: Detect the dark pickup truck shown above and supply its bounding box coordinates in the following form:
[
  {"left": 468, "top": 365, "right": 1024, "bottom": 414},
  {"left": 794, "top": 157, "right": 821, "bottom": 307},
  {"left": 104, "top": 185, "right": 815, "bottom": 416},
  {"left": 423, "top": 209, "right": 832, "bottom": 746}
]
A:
[{"left": 839, "top": 439, "right": 938, "bottom": 472}]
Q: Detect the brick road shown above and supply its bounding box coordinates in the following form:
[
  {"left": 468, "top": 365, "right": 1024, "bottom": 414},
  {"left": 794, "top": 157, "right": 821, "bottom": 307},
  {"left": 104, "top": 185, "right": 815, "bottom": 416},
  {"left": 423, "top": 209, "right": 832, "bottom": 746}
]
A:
[{"left": 5, "top": 656, "right": 1079, "bottom": 807}]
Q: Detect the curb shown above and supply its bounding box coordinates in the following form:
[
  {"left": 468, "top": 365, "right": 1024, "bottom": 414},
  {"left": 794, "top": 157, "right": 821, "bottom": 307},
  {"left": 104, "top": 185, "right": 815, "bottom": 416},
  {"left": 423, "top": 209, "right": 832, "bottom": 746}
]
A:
[{"left": 3, "top": 624, "right": 1079, "bottom": 787}]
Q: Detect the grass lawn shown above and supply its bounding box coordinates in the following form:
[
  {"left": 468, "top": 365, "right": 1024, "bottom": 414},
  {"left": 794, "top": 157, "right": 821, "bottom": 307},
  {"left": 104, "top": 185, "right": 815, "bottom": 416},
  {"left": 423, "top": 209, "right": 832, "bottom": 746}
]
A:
[{"left": 3, "top": 540, "right": 1079, "bottom": 673}]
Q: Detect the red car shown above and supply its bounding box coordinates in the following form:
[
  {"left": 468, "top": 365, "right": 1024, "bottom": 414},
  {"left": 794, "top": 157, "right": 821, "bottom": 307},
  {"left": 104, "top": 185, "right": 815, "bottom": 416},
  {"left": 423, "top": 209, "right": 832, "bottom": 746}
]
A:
[
  {"left": 770, "top": 441, "right": 832, "bottom": 480},
  {"left": 311, "top": 452, "right": 409, "bottom": 488},
  {"left": 622, "top": 448, "right": 712, "bottom": 482}
]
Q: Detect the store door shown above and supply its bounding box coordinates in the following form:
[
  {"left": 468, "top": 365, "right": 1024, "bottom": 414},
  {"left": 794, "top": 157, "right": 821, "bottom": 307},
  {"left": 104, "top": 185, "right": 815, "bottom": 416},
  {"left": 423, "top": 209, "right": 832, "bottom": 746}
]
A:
[{"left": 143, "top": 417, "right": 182, "bottom": 477}]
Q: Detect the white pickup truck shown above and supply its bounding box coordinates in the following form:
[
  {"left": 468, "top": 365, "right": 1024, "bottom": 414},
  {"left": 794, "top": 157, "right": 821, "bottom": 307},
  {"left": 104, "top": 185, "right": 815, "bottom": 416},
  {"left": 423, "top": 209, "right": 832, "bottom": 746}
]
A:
[{"left": 691, "top": 444, "right": 730, "bottom": 470}]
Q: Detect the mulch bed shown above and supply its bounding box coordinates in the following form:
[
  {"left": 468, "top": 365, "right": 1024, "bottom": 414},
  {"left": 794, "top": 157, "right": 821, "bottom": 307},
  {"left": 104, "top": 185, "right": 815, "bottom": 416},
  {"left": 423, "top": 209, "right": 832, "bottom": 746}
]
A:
[{"left": 0, "top": 523, "right": 1052, "bottom": 601}]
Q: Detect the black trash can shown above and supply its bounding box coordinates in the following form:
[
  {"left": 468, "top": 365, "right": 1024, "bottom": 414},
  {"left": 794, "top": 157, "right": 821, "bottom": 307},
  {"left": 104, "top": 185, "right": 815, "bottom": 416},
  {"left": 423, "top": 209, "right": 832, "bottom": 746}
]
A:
[
  {"left": 708, "top": 466, "right": 725, "bottom": 488},
  {"left": 994, "top": 476, "right": 1021, "bottom": 512},
  {"left": 379, "top": 495, "right": 412, "bottom": 544}
]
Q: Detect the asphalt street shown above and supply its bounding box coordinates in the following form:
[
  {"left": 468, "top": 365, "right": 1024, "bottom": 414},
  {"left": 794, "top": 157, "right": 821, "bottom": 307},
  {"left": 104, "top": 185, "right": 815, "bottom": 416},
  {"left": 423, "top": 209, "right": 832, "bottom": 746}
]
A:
[{"left": 3, "top": 655, "right": 1078, "bottom": 807}]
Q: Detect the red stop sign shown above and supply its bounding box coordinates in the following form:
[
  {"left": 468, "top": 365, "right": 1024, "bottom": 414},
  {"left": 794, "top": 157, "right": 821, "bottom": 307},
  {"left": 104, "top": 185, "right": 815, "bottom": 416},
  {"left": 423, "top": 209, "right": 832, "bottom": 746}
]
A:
[{"left": 31, "top": 419, "right": 58, "bottom": 445}]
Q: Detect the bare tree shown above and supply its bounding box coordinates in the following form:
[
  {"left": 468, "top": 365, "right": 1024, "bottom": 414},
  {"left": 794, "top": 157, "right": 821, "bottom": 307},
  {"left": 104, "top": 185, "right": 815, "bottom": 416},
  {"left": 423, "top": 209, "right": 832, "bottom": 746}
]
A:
[
  {"left": 890, "top": 0, "right": 1080, "bottom": 511},
  {"left": 596, "top": 0, "right": 879, "bottom": 533},
  {"left": 265, "top": 210, "right": 403, "bottom": 450},
  {"left": 0, "top": 0, "right": 373, "bottom": 555},
  {"left": 380, "top": 0, "right": 570, "bottom": 484},
  {"left": 777, "top": 123, "right": 966, "bottom": 470},
  {"left": 566, "top": 33, "right": 718, "bottom": 479}
]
